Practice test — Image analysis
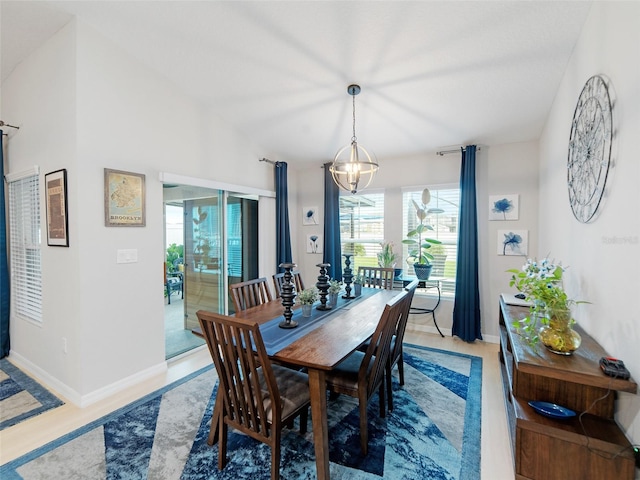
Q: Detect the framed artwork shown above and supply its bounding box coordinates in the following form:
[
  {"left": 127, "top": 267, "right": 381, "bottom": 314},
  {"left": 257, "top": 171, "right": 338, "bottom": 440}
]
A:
[
  {"left": 104, "top": 168, "right": 146, "bottom": 227},
  {"left": 307, "top": 234, "right": 322, "bottom": 254},
  {"left": 45, "top": 169, "right": 69, "bottom": 246},
  {"left": 498, "top": 230, "right": 528, "bottom": 256},
  {"left": 302, "top": 206, "right": 319, "bottom": 225},
  {"left": 489, "top": 194, "right": 519, "bottom": 220}
]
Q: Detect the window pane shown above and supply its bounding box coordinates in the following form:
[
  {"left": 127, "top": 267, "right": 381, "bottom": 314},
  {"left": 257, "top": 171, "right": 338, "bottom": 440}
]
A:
[
  {"left": 403, "top": 187, "right": 459, "bottom": 296},
  {"left": 8, "top": 172, "right": 43, "bottom": 322},
  {"left": 339, "top": 192, "right": 384, "bottom": 274}
]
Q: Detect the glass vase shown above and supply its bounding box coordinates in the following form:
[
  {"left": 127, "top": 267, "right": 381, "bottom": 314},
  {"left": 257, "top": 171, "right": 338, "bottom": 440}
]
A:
[{"left": 538, "top": 307, "right": 582, "bottom": 355}]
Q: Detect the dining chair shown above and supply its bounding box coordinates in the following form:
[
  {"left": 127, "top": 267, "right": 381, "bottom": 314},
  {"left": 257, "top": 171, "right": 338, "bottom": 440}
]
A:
[
  {"left": 229, "top": 277, "right": 273, "bottom": 312},
  {"left": 358, "top": 266, "right": 395, "bottom": 290},
  {"left": 272, "top": 271, "right": 305, "bottom": 298},
  {"left": 324, "top": 290, "right": 409, "bottom": 455},
  {"left": 385, "top": 279, "right": 419, "bottom": 411},
  {"left": 196, "top": 310, "right": 310, "bottom": 480},
  {"left": 164, "top": 262, "right": 183, "bottom": 305}
]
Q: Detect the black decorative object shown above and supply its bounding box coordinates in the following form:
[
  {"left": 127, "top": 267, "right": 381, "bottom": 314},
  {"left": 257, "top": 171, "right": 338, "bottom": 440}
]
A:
[
  {"left": 315, "top": 263, "right": 332, "bottom": 311},
  {"left": 278, "top": 263, "right": 298, "bottom": 329},
  {"left": 342, "top": 254, "right": 354, "bottom": 299}
]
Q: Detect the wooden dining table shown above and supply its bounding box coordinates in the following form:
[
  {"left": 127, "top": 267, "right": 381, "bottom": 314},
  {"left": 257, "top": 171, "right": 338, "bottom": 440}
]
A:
[{"left": 197, "top": 287, "right": 400, "bottom": 480}]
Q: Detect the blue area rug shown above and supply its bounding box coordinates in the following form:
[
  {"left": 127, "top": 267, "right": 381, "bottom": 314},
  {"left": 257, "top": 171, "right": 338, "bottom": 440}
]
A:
[
  {"left": 0, "top": 359, "right": 64, "bottom": 431},
  {"left": 0, "top": 345, "right": 481, "bottom": 479}
]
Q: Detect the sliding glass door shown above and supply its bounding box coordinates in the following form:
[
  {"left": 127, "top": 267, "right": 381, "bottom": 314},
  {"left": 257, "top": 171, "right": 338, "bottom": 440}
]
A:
[
  {"left": 184, "top": 195, "right": 225, "bottom": 331},
  {"left": 164, "top": 185, "right": 260, "bottom": 335},
  {"left": 226, "top": 195, "right": 259, "bottom": 313}
]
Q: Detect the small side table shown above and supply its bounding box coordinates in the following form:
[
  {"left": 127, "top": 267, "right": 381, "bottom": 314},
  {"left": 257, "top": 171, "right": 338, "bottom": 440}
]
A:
[{"left": 398, "top": 276, "right": 444, "bottom": 337}]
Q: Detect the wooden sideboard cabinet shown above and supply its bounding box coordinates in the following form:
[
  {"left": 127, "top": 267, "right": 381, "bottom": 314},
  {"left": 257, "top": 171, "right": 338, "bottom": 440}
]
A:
[{"left": 498, "top": 297, "right": 637, "bottom": 480}]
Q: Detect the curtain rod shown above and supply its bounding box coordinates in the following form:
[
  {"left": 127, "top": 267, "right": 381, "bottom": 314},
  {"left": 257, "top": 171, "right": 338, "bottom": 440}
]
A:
[
  {"left": 436, "top": 147, "right": 481, "bottom": 156},
  {"left": 258, "top": 157, "right": 276, "bottom": 165},
  {"left": 0, "top": 121, "right": 19, "bottom": 130}
]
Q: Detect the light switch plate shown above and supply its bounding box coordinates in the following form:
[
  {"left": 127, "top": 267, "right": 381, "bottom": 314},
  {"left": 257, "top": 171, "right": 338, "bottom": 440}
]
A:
[{"left": 117, "top": 249, "right": 138, "bottom": 264}]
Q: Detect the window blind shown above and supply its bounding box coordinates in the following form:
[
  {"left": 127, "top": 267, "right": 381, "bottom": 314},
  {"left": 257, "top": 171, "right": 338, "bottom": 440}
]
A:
[
  {"left": 403, "top": 186, "right": 459, "bottom": 295},
  {"left": 339, "top": 191, "right": 385, "bottom": 273},
  {"left": 8, "top": 167, "right": 43, "bottom": 323}
]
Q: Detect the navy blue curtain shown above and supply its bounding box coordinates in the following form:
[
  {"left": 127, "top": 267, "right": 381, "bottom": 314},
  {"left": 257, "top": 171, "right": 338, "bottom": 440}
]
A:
[
  {"left": 0, "top": 131, "right": 10, "bottom": 358},
  {"left": 323, "top": 163, "right": 342, "bottom": 280},
  {"left": 452, "top": 145, "right": 482, "bottom": 342},
  {"left": 275, "top": 162, "right": 292, "bottom": 272}
]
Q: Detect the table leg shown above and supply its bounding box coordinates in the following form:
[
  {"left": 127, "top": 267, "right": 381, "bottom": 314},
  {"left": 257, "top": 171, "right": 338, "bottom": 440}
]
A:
[
  {"left": 308, "top": 369, "right": 329, "bottom": 480},
  {"left": 409, "top": 283, "right": 444, "bottom": 337}
]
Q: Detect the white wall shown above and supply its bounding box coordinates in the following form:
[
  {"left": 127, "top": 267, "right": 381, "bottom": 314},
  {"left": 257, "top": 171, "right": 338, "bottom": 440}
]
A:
[
  {"left": 2, "top": 19, "right": 283, "bottom": 404},
  {"left": 539, "top": 1, "right": 639, "bottom": 445},
  {"left": 2, "top": 21, "right": 81, "bottom": 394},
  {"left": 295, "top": 142, "right": 540, "bottom": 340}
]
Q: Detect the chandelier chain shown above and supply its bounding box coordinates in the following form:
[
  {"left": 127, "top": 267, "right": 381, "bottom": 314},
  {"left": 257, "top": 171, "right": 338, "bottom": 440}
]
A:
[{"left": 352, "top": 93, "right": 357, "bottom": 142}]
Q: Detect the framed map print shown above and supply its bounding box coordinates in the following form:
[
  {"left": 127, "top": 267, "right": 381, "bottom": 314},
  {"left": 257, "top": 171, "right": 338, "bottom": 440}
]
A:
[{"left": 104, "top": 168, "right": 146, "bottom": 227}]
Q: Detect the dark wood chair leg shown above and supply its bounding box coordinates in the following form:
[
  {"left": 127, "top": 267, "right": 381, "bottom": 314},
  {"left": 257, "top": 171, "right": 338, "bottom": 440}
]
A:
[
  {"left": 386, "top": 362, "right": 394, "bottom": 412},
  {"left": 300, "top": 407, "right": 308, "bottom": 434}
]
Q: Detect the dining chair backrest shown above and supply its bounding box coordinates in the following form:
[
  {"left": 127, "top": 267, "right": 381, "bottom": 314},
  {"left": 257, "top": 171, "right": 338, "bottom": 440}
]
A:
[
  {"left": 272, "top": 271, "right": 305, "bottom": 298},
  {"left": 384, "top": 279, "right": 419, "bottom": 411},
  {"left": 229, "top": 277, "right": 273, "bottom": 312},
  {"left": 197, "top": 311, "right": 280, "bottom": 438},
  {"left": 394, "top": 279, "right": 419, "bottom": 352},
  {"left": 359, "top": 290, "right": 409, "bottom": 398},
  {"left": 358, "top": 266, "right": 395, "bottom": 290},
  {"left": 196, "top": 310, "right": 310, "bottom": 480}
]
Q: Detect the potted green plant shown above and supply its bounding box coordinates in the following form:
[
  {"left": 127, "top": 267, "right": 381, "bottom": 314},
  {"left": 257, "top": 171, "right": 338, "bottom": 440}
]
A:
[
  {"left": 377, "top": 241, "right": 399, "bottom": 268},
  {"left": 297, "top": 287, "right": 318, "bottom": 317},
  {"left": 508, "top": 258, "right": 587, "bottom": 354},
  {"left": 352, "top": 274, "right": 363, "bottom": 296},
  {"left": 402, "top": 188, "right": 442, "bottom": 280},
  {"left": 328, "top": 279, "right": 342, "bottom": 307},
  {"left": 377, "top": 241, "right": 402, "bottom": 279}
]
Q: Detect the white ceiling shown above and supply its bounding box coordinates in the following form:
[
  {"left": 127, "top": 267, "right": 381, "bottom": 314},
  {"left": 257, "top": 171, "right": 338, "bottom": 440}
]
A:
[{"left": 1, "top": 1, "right": 593, "bottom": 166}]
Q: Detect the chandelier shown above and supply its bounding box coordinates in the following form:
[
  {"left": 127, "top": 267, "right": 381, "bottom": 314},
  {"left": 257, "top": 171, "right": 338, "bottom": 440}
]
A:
[{"left": 330, "top": 84, "right": 378, "bottom": 194}]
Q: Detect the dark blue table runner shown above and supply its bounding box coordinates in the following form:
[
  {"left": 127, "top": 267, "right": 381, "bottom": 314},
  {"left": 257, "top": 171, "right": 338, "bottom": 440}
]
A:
[{"left": 260, "top": 288, "right": 380, "bottom": 355}]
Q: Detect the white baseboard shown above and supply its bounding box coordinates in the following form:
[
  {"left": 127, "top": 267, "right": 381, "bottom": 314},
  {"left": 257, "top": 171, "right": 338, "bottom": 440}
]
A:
[
  {"left": 8, "top": 350, "right": 82, "bottom": 405},
  {"left": 78, "top": 362, "right": 168, "bottom": 408},
  {"left": 8, "top": 350, "right": 168, "bottom": 408},
  {"left": 409, "top": 324, "right": 500, "bottom": 344}
]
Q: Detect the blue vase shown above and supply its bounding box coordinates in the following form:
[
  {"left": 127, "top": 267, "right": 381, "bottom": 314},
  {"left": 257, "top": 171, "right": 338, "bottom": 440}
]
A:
[{"left": 413, "top": 264, "right": 432, "bottom": 280}]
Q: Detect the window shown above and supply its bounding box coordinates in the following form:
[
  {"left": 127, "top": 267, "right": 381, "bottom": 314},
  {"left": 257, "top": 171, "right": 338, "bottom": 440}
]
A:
[
  {"left": 339, "top": 192, "right": 384, "bottom": 273},
  {"left": 403, "top": 186, "right": 459, "bottom": 296},
  {"left": 7, "top": 167, "right": 43, "bottom": 323}
]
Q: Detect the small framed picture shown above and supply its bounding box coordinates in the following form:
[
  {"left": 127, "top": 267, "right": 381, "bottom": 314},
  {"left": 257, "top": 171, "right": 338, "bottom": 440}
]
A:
[
  {"left": 104, "top": 169, "right": 146, "bottom": 227},
  {"left": 45, "top": 169, "right": 69, "bottom": 246},
  {"left": 302, "top": 206, "right": 319, "bottom": 225},
  {"left": 498, "top": 229, "right": 528, "bottom": 256},
  {"left": 489, "top": 194, "right": 519, "bottom": 221},
  {"left": 307, "top": 234, "right": 322, "bottom": 254}
]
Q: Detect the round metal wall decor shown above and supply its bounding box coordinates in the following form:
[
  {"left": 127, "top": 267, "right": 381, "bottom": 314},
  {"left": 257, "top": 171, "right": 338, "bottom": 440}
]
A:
[{"left": 567, "top": 75, "right": 613, "bottom": 223}]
